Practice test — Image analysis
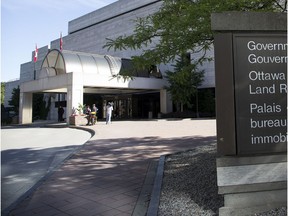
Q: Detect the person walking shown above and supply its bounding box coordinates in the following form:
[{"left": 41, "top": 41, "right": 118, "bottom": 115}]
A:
[
  {"left": 106, "top": 102, "right": 113, "bottom": 124},
  {"left": 91, "top": 104, "right": 98, "bottom": 125},
  {"left": 58, "top": 106, "right": 64, "bottom": 122},
  {"left": 85, "top": 105, "right": 92, "bottom": 125}
]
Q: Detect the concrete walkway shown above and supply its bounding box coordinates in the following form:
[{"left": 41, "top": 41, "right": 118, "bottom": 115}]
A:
[{"left": 7, "top": 119, "right": 216, "bottom": 216}]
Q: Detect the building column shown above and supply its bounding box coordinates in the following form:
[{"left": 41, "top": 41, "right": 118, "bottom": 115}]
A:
[
  {"left": 66, "top": 73, "right": 84, "bottom": 123},
  {"left": 160, "top": 89, "right": 172, "bottom": 114},
  {"left": 19, "top": 92, "right": 33, "bottom": 124}
]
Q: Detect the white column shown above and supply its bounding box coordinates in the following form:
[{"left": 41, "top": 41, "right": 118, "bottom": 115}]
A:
[
  {"left": 66, "top": 73, "right": 84, "bottom": 123},
  {"left": 19, "top": 92, "right": 33, "bottom": 124},
  {"left": 160, "top": 89, "right": 173, "bottom": 114}
]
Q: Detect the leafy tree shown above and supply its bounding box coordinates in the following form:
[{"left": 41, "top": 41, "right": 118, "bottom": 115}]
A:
[
  {"left": 1, "top": 82, "right": 5, "bottom": 105},
  {"left": 8, "top": 86, "right": 20, "bottom": 115},
  {"left": 104, "top": 0, "right": 286, "bottom": 68},
  {"left": 165, "top": 54, "right": 204, "bottom": 111},
  {"left": 104, "top": 0, "right": 285, "bottom": 116}
]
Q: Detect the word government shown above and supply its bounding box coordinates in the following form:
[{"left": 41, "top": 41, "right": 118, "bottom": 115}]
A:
[{"left": 247, "top": 40, "right": 288, "bottom": 51}]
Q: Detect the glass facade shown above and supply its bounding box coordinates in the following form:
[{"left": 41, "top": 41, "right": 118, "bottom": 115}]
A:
[{"left": 83, "top": 92, "right": 160, "bottom": 120}]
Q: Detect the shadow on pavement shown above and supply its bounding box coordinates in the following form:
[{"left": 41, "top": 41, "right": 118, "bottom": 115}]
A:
[
  {"left": 1, "top": 144, "right": 82, "bottom": 214},
  {"left": 8, "top": 135, "right": 216, "bottom": 216}
]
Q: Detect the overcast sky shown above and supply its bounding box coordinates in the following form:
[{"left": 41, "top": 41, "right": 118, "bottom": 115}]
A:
[{"left": 1, "top": 0, "right": 118, "bottom": 82}]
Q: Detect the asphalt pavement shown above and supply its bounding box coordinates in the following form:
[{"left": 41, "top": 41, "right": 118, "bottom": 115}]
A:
[{"left": 1, "top": 126, "right": 92, "bottom": 213}]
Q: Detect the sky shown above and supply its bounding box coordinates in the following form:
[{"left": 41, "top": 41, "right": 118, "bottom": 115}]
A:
[{"left": 1, "top": 0, "right": 118, "bottom": 82}]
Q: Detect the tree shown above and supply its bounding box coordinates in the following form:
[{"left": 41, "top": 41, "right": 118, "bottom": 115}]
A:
[
  {"left": 104, "top": 0, "right": 285, "bottom": 116},
  {"left": 8, "top": 86, "right": 20, "bottom": 115},
  {"left": 165, "top": 54, "right": 204, "bottom": 112},
  {"left": 198, "top": 88, "right": 215, "bottom": 117},
  {"left": 104, "top": 0, "right": 286, "bottom": 68},
  {"left": 1, "top": 82, "right": 5, "bottom": 105},
  {"left": 33, "top": 94, "right": 51, "bottom": 120}
]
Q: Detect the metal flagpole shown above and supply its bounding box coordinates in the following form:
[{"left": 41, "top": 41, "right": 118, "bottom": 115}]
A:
[
  {"left": 60, "top": 32, "right": 63, "bottom": 51},
  {"left": 33, "top": 44, "right": 38, "bottom": 80}
]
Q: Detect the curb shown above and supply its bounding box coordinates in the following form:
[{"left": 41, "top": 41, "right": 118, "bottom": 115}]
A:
[
  {"left": 147, "top": 155, "right": 166, "bottom": 216},
  {"left": 145, "top": 150, "right": 193, "bottom": 216},
  {"left": 69, "top": 125, "right": 96, "bottom": 138},
  {"left": 132, "top": 160, "right": 159, "bottom": 216}
]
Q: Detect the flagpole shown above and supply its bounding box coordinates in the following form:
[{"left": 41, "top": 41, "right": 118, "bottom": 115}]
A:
[
  {"left": 60, "top": 32, "right": 63, "bottom": 51},
  {"left": 33, "top": 44, "right": 38, "bottom": 80},
  {"left": 34, "top": 60, "right": 36, "bottom": 80}
]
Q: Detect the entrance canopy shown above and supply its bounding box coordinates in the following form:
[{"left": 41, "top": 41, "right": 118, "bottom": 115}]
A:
[{"left": 40, "top": 49, "right": 162, "bottom": 79}]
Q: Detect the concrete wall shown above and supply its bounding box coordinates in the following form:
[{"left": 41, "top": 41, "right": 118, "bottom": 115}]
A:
[
  {"left": 52, "top": 0, "right": 162, "bottom": 58},
  {"left": 19, "top": 62, "right": 33, "bottom": 82},
  {"left": 68, "top": 0, "right": 162, "bottom": 34}
]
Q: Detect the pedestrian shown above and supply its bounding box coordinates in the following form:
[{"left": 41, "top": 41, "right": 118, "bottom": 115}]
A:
[
  {"left": 85, "top": 105, "right": 92, "bottom": 125},
  {"left": 106, "top": 102, "right": 113, "bottom": 124},
  {"left": 58, "top": 106, "right": 64, "bottom": 122},
  {"left": 91, "top": 104, "right": 98, "bottom": 125}
]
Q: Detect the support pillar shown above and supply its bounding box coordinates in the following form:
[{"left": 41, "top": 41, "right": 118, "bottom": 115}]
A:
[
  {"left": 66, "top": 73, "right": 84, "bottom": 124},
  {"left": 19, "top": 92, "right": 33, "bottom": 124},
  {"left": 160, "top": 89, "right": 172, "bottom": 114}
]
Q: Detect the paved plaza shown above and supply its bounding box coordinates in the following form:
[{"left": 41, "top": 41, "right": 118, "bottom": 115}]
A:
[
  {"left": 1, "top": 127, "right": 92, "bottom": 213},
  {"left": 4, "top": 119, "right": 216, "bottom": 216}
]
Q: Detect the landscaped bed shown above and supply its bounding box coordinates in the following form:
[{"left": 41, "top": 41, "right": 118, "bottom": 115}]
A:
[{"left": 158, "top": 143, "right": 287, "bottom": 216}]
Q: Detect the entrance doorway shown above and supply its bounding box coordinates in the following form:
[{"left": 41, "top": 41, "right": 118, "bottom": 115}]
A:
[
  {"left": 84, "top": 92, "right": 160, "bottom": 120},
  {"left": 103, "top": 96, "right": 132, "bottom": 119}
]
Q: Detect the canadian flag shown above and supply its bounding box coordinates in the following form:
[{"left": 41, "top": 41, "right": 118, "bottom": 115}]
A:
[
  {"left": 34, "top": 44, "right": 38, "bottom": 62},
  {"left": 60, "top": 32, "right": 63, "bottom": 51}
]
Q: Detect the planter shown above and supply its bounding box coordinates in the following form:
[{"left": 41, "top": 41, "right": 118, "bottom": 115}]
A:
[{"left": 69, "top": 115, "right": 88, "bottom": 126}]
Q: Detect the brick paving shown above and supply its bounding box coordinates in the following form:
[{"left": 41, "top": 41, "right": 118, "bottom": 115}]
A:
[{"left": 8, "top": 119, "right": 216, "bottom": 216}]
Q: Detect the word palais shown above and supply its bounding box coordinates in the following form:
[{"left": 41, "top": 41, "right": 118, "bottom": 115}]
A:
[{"left": 5, "top": 0, "right": 215, "bottom": 124}]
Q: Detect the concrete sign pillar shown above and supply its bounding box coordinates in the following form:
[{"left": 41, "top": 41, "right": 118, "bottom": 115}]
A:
[
  {"left": 19, "top": 92, "right": 33, "bottom": 124},
  {"left": 212, "top": 12, "right": 287, "bottom": 215}
]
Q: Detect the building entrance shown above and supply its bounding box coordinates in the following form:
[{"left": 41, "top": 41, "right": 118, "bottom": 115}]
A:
[
  {"left": 84, "top": 92, "right": 160, "bottom": 120},
  {"left": 103, "top": 96, "right": 133, "bottom": 119},
  {"left": 106, "top": 92, "right": 160, "bottom": 119}
]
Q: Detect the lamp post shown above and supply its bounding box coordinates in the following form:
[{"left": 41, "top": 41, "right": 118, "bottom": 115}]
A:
[
  {"left": 192, "top": 85, "right": 199, "bottom": 118},
  {"left": 196, "top": 88, "right": 199, "bottom": 118}
]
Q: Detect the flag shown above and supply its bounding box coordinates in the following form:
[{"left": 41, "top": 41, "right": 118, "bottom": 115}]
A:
[
  {"left": 34, "top": 44, "right": 38, "bottom": 62},
  {"left": 60, "top": 32, "right": 63, "bottom": 51}
]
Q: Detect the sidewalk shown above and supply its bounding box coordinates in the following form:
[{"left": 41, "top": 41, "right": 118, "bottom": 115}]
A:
[{"left": 8, "top": 119, "right": 216, "bottom": 216}]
